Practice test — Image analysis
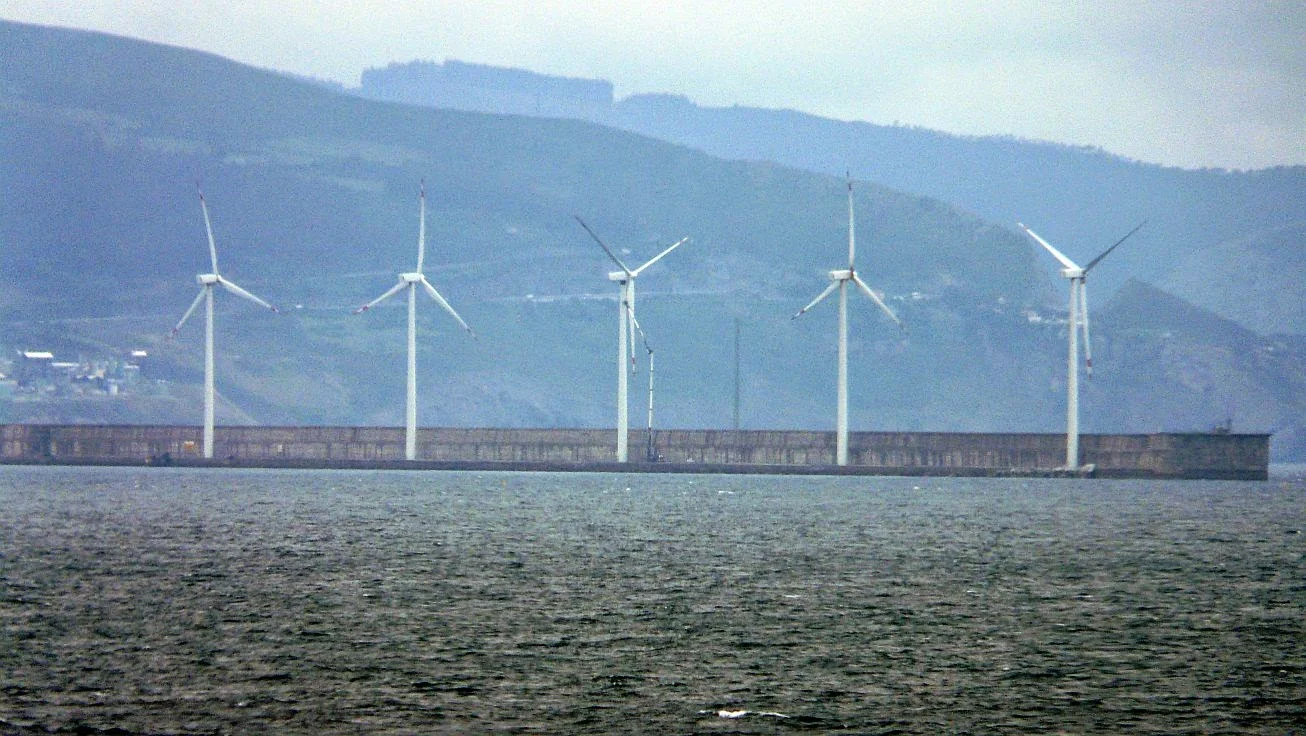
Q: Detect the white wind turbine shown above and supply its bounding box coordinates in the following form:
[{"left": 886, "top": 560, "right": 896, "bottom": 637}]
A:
[
  {"left": 793, "top": 179, "right": 901, "bottom": 466},
  {"left": 1018, "top": 220, "right": 1144, "bottom": 470},
  {"left": 575, "top": 216, "right": 687, "bottom": 462},
  {"left": 355, "top": 184, "right": 474, "bottom": 461},
  {"left": 170, "top": 188, "right": 279, "bottom": 459}
]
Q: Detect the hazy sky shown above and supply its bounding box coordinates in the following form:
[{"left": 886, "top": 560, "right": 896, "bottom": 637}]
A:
[{"left": 4, "top": 1, "right": 1302, "bottom": 170}]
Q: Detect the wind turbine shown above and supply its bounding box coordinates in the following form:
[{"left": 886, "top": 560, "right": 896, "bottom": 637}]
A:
[
  {"left": 170, "top": 188, "right": 279, "bottom": 459},
  {"left": 356, "top": 184, "right": 474, "bottom": 461},
  {"left": 793, "top": 178, "right": 901, "bottom": 466},
  {"left": 574, "top": 216, "right": 687, "bottom": 462},
  {"left": 1018, "top": 220, "right": 1145, "bottom": 470}
]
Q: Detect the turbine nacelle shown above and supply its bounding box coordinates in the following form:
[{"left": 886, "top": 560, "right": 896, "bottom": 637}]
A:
[
  {"left": 400, "top": 272, "right": 423, "bottom": 283},
  {"left": 829, "top": 269, "right": 853, "bottom": 281},
  {"left": 607, "top": 271, "right": 629, "bottom": 283},
  {"left": 197, "top": 273, "right": 219, "bottom": 285},
  {"left": 1061, "top": 267, "right": 1085, "bottom": 280}
]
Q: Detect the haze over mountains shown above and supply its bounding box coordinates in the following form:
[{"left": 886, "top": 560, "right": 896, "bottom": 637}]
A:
[{"left": 3, "top": 21, "right": 1303, "bottom": 460}]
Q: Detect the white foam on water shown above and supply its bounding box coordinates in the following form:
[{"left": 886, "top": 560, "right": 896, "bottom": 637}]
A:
[{"left": 701, "top": 709, "right": 790, "bottom": 720}]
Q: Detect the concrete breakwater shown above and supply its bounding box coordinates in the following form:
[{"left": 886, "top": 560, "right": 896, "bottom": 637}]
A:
[{"left": 0, "top": 424, "right": 1270, "bottom": 479}]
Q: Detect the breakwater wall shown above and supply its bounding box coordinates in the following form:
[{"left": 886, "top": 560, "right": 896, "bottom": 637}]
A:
[{"left": 0, "top": 424, "right": 1270, "bottom": 479}]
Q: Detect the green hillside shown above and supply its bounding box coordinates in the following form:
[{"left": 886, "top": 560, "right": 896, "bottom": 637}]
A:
[{"left": 2, "top": 20, "right": 1302, "bottom": 460}]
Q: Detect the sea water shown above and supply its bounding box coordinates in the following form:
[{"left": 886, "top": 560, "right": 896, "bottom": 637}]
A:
[{"left": 1, "top": 466, "right": 1303, "bottom": 734}]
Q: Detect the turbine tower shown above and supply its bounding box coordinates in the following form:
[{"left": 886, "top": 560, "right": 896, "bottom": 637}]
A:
[
  {"left": 356, "top": 184, "right": 474, "bottom": 461},
  {"left": 575, "top": 216, "right": 687, "bottom": 462},
  {"left": 1018, "top": 221, "right": 1144, "bottom": 470},
  {"left": 170, "top": 188, "right": 279, "bottom": 459},
  {"left": 793, "top": 178, "right": 900, "bottom": 466}
]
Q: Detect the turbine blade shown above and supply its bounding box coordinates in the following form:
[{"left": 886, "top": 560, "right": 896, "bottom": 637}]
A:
[
  {"left": 354, "top": 280, "right": 407, "bottom": 313},
  {"left": 626, "top": 301, "right": 639, "bottom": 372},
  {"left": 574, "top": 216, "right": 633, "bottom": 276},
  {"left": 416, "top": 182, "right": 426, "bottom": 273},
  {"left": 420, "top": 277, "right": 475, "bottom": 336},
  {"left": 792, "top": 281, "right": 839, "bottom": 319},
  {"left": 620, "top": 281, "right": 639, "bottom": 372},
  {"left": 847, "top": 176, "right": 856, "bottom": 270},
  {"left": 631, "top": 237, "right": 689, "bottom": 276},
  {"left": 217, "top": 276, "right": 278, "bottom": 312},
  {"left": 1079, "top": 280, "right": 1093, "bottom": 376},
  {"left": 1018, "top": 223, "right": 1080, "bottom": 271},
  {"left": 626, "top": 319, "right": 637, "bottom": 371},
  {"left": 1084, "top": 220, "right": 1146, "bottom": 273},
  {"left": 629, "top": 309, "right": 651, "bottom": 353},
  {"left": 852, "top": 274, "right": 902, "bottom": 326},
  {"left": 170, "top": 287, "right": 207, "bottom": 336},
  {"left": 198, "top": 187, "right": 219, "bottom": 274}
]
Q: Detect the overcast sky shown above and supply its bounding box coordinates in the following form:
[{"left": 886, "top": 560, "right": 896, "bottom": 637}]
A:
[{"left": 4, "top": 1, "right": 1302, "bottom": 170}]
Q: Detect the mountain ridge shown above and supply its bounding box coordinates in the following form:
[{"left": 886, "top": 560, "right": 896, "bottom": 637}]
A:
[{"left": 356, "top": 59, "right": 1306, "bottom": 336}]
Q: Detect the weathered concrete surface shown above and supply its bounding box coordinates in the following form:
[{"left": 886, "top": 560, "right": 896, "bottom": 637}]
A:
[{"left": 0, "top": 425, "right": 1270, "bottom": 479}]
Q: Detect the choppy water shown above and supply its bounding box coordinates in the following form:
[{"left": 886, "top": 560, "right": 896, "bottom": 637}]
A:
[{"left": 1, "top": 467, "right": 1303, "bottom": 734}]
